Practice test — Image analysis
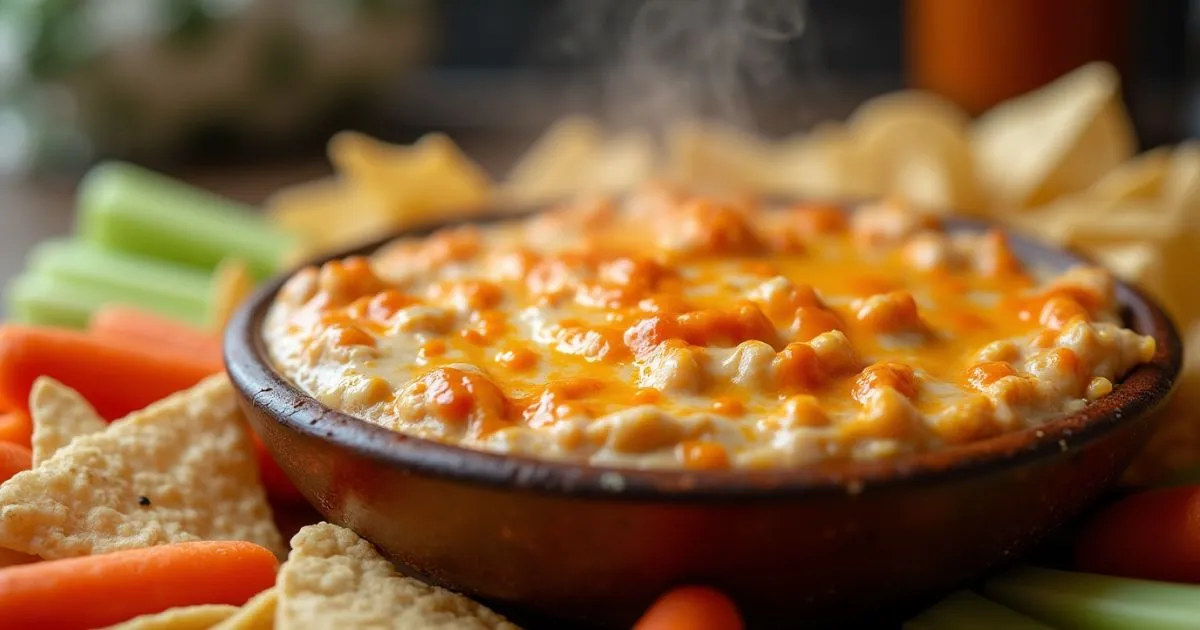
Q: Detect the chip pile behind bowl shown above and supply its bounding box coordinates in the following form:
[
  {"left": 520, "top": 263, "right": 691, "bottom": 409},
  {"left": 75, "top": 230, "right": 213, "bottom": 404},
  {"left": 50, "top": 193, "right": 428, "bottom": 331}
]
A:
[{"left": 1, "top": 60, "right": 1200, "bottom": 628}]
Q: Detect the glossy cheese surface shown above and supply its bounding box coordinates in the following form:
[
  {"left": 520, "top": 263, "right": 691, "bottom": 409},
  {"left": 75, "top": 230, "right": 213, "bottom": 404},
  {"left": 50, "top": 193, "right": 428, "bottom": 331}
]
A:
[{"left": 264, "top": 189, "right": 1156, "bottom": 470}]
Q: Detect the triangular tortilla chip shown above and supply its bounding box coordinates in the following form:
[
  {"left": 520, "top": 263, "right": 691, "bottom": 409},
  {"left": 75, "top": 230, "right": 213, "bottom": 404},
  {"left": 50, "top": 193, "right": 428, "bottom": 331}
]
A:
[
  {"left": 102, "top": 605, "right": 238, "bottom": 630},
  {"left": 0, "top": 375, "right": 285, "bottom": 559},
  {"left": 29, "top": 376, "right": 106, "bottom": 466},
  {"left": 277, "top": 523, "right": 519, "bottom": 629},
  {"left": 212, "top": 587, "right": 279, "bottom": 630},
  {"left": 501, "top": 116, "right": 603, "bottom": 206}
]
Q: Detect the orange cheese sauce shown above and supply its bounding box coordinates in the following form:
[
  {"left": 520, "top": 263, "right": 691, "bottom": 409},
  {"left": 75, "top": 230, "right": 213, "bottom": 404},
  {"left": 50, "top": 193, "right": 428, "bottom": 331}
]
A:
[{"left": 264, "top": 189, "right": 1156, "bottom": 470}]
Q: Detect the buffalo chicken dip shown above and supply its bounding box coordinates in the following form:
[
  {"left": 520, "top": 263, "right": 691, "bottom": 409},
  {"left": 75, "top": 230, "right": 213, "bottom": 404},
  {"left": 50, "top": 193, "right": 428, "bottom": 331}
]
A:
[{"left": 264, "top": 189, "right": 1155, "bottom": 470}]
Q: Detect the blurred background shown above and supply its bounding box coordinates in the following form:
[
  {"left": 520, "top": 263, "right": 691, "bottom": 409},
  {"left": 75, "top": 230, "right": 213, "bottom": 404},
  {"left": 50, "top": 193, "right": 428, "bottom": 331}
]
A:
[{"left": 1, "top": 0, "right": 1196, "bottom": 284}]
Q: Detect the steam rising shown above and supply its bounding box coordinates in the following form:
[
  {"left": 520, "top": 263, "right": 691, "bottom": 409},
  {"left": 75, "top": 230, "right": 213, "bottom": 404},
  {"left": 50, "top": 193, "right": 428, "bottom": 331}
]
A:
[{"left": 548, "top": 0, "right": 808, "bottom": 130}]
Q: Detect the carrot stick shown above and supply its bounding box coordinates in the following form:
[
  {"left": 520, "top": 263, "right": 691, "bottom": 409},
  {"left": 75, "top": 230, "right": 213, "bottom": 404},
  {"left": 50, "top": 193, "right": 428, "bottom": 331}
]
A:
[
  {"left": 0, "top": 410, "right": 31, "bottom": 447},
  {"left": 0, "top": 540, "right": 278, "bottom": 630},
  {"left": 633, "top": 586, "right": 745, "bottom": 630},
  {"left": 88, "top": 305, "right": 223, "bottom": 368},
  {"left": 1074, "top": 485, "right": 1200, "bottom": 582},
  {"left": 0, "top": 442, "right": 32, "bottom": 484},
  {"left": 0, "top": 325, "right": 219, "bottom": 420}
]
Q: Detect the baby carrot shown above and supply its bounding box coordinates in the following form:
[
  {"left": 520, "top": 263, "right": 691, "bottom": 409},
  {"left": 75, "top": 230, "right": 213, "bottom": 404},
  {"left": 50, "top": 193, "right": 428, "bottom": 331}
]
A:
[
  {"left": 0, "top": 540, "right": 278, "bottom": 630},
  {"left": 0, "top": 325, "right": 219, "bottom": 420},
  {"left": 0, "top": 442, "right": 32, "bottom": 484},
  {"left": 1074, "top": 485, "right": 1200, "bottom": 582},
  {"left": 0, "top": 410, "right": 31, "bottom": 447},
  {"left": 88, "top": 305, "right": 223, "bottom": 368},
  {"left": 634, "top": 586, "right": 745, "bottom": 630}
]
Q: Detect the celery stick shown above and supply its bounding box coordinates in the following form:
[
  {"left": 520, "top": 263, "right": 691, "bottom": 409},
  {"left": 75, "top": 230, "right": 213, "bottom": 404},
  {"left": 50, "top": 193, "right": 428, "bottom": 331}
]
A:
[
  {"left": 984, "top": 567, "right": 1200, "bottom": 630},
  {"left": 6, "top": 273, "right": 95, "bottom": 328},
  {"left": 25, "top": 239, "right": 210, "bottom": 326},
  {"left": 77, "top": 161, "right": 298, "bottom": 280},
  {"left": 905, "top": 590, "right": 1054, "bottom": 630},
  {"left": 6, "top": 272, "right": 203, "bottom": 329}
]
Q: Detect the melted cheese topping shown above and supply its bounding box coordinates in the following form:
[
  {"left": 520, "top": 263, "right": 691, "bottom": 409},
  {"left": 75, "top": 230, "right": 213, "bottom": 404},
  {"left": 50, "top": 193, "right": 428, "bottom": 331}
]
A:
[{"left": 263, "top": 189, "right": 1157, "bottom": 470}]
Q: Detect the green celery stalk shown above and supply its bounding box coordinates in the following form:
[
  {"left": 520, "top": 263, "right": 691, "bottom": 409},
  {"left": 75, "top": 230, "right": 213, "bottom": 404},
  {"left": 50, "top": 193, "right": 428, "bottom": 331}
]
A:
[
  {"left": 984, "top": 567, "right": 1200, "bottom": 630},
  {"left": 6, "top": 271, "right": 199, "bottom": 329},
  {"left": 905, "top": 590, "right": 1054, "bottom": 630},
  {"left": 23, "top": 240, "right": 211, "bottom": 326},
  {"left": 77, "top": 161, "right": 298, "bottom": 280}
]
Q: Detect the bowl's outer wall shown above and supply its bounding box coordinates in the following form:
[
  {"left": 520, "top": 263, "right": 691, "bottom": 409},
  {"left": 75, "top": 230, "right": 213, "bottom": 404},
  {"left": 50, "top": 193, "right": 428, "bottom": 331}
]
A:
[
  {"left": 228, "top": 213, "right": 1182, "bottom": 629},
  {"left": 238, "top": 397, "right": 1160, "bottom": 628}
]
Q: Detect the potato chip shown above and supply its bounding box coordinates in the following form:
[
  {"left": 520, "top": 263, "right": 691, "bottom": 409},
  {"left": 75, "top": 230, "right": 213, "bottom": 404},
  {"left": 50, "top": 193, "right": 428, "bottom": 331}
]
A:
[
  {"left": 850, "top": 89, "right": 971, "bottom": 130},
  {"left": 973, "top": 62, "right": 1136, "bottom": 209},
  {"left": 1063, "top": 210, "right": 1179, "bottom": 247},
  {"left": 211, "top": 258, "right": 256, "bottom": 332},
  {"left": 1162, "top": 140, "right": 1200, "bottom": 220},
  {"left": 501, "top": 115, "right": 603, "bottom": 205},
  {"left": 277, "top": 522, "right": 518, "bottom": 630},
  {"left": 665, "top": 119, "right": 774, "bottom": 193},
  {"left": 29, "top": 376, "right": 105, "bottom": 466},
  {"left": 102, "top": 605, "right": 239, "bottom": 630},
  {"left": 1083, "top": 147, "right": 1170, "bottom": 205},
  {"left": 1088, "top": 243, "right": 1166, "bottom": 296},
  {"left": 0, "top": 375, "right": 285, "bottom": 559},
  {"left": 770, "top": 122, "right": 867, "bottom": 200},
  {"left": 885, "top": 145, "right": 981, "bottom": 214},
  {"left": 848, "top": 90, "right": 982, "bottom": 213},
  {"left": 589, "top": 129, "right": 659, "bottom": 195},
  {"left": 211, "top": 587, "right": 279, "bottom": 630},
  {"left": 998, "top": 198, "right": 1086, "bottom": 246}
]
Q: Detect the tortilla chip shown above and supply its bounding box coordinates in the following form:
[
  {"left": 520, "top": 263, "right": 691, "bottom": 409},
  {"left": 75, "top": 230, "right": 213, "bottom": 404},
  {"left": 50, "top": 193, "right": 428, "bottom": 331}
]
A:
[
  {"left": 29, "top": 376, "right": 105, "bottom": 466},
  {"left": 0, "top": 375, "right": 285, "bottom": 559},
  {"left": 277, "top": 522, "right": 519, "bottom": 630},
  {"left": 102, "top": 605, "right": 238, "bottom": 630},
  {"left": 502, "top": 116, "right": 603, "bottom": 205},
  {"left": 212, "top": 587, "right": 279, "bottom": 630},
  {"left": 266, "top": 178, "right": 397, "bottom": 261},
  {"left": 330, "top": 131, "right": 492, "bottom": 226},
  {"left": 211, "top": 258, "right": 255, "bottom": 332}
]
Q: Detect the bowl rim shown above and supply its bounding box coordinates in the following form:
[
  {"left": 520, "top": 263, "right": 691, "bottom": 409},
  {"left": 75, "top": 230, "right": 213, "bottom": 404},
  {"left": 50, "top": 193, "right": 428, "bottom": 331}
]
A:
[{"left": 225, "top": 207, "right": 1184, "bottom": 501}]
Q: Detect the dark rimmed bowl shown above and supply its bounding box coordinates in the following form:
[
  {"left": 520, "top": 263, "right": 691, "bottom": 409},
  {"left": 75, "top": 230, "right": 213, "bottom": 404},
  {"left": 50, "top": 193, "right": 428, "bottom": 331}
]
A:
[{"left": 225, "top": 210, "right": 1182, "bottom": 629}]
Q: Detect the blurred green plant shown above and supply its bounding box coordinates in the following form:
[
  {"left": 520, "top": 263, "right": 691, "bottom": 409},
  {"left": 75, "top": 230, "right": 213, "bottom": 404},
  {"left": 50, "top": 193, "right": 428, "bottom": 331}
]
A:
[{"left": 0, "top": 0, "right": 433, "bottom": 175}]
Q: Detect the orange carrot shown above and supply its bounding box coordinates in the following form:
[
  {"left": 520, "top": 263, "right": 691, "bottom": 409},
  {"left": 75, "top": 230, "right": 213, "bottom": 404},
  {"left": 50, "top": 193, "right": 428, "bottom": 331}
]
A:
[
  {"left": 634, "top": 586, "right": 745, "bottom": 630},
  {"left": 0, "top": 540, "right": 278, "bottom": 629},
  {"left": 0, "top": 410, "right": 31, "bottom": 447},
  {"left": 1074, "top": 485, "right": 1200, "bottom": 582},
  {"left": 0, "top": 325, "right": 219, "bottom": 420},
  {"left": 88, "top": 305, "right": 223, "bottom": 369},
  {"left": 0, "top": 442, "right": 31, "bottom": 484}
]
